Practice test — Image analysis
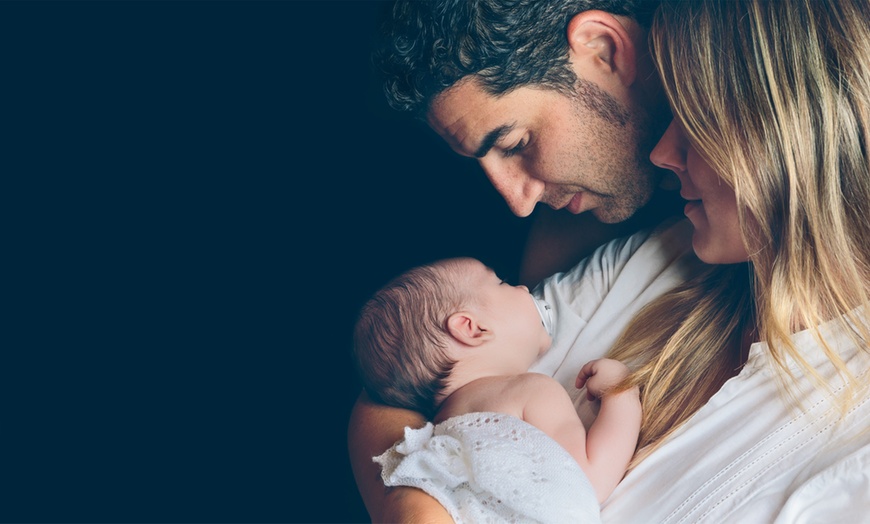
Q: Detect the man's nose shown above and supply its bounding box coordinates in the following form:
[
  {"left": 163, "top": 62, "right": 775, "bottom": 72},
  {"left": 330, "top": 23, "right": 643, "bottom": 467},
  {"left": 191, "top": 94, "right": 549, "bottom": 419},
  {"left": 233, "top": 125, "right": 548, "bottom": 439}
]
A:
[
  {"left": 649, "top": 120, "right": 687, "bottom": 176},
  {"left": 479, "top": 160, "right": 543, "bottom": 217}
]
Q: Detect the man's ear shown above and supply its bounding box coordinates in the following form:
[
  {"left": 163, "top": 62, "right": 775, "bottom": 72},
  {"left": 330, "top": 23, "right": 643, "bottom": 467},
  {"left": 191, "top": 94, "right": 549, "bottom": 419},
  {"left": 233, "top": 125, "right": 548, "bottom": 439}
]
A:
[
  {"left": 446, "top": 311, "right": 490, "bottom": 347},
  {"left": 566, "top": 10, "right": 636, "bottom": 87}
]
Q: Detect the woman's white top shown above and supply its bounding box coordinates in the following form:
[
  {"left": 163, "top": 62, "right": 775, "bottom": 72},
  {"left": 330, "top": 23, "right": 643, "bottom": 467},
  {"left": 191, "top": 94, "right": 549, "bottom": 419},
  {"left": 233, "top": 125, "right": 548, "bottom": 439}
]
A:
[{"left": 530, "top": 218, "right": 870, "bottom": 523}]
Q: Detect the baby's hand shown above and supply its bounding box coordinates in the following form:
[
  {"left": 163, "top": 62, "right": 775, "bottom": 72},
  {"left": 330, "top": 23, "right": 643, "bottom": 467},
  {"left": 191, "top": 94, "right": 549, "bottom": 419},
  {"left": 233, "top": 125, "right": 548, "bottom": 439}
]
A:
[{"left": 575, "top": 358, "right": 631, "bottom": 401}]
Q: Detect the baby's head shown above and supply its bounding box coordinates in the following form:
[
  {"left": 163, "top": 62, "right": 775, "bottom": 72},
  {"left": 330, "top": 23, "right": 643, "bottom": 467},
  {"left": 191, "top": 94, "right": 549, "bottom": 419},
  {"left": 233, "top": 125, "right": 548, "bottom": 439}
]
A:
[{"left": 353, "top": 257, "right": 552, "bottom": 417}]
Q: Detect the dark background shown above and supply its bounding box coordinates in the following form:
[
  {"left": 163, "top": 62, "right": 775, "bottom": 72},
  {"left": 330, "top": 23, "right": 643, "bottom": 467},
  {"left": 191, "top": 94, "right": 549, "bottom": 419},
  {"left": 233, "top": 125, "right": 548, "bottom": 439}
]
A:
[{"left": 2, "top": 1, "right": 529, "bottom": 522}]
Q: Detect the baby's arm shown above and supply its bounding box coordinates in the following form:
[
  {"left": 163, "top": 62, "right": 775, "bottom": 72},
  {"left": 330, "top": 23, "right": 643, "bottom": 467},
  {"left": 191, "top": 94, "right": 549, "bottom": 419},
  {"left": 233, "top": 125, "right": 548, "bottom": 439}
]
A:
[
  {"left": 575, "top": 358, "right": 642, "bottom": 502},
  {"left": 521, "top": 374, "right": 590, "bottom": 456}
]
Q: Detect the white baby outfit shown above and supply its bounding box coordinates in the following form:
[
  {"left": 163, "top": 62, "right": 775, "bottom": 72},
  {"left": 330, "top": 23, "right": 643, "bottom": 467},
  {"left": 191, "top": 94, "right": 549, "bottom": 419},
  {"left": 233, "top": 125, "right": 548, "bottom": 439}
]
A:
[{"left": 375, "top": 412, "right": 601, "bottom": 524}]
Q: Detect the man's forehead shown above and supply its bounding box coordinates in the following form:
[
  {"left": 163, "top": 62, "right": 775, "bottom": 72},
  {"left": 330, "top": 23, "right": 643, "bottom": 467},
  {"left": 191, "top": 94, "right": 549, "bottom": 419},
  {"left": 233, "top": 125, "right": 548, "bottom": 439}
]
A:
[
  {"left": 428, "top": 76, "right": 482, "bottom": 112},
  {"left": 427, "top": 78, "right": 513, "bottom": 156}
]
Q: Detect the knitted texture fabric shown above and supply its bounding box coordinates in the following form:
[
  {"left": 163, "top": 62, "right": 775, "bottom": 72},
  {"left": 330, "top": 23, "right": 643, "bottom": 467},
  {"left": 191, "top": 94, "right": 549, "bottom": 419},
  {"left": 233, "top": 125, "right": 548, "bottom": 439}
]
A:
[{"left": 374, "top": 412, "right": 601, "bottom": 523}]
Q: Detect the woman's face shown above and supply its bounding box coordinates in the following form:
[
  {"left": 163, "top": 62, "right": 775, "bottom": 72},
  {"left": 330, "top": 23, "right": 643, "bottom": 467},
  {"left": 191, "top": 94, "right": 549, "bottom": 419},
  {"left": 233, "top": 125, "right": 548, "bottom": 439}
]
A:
[{"left": 650, "top": 120, "right": 749, "bottom": 264}]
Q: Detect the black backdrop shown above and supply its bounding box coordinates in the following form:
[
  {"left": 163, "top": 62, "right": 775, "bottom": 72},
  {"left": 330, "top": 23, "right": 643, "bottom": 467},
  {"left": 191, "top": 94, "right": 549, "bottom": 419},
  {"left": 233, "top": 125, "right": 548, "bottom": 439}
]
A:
[{"left": 3, "top": 1, "right": 530, "bottom": 522}]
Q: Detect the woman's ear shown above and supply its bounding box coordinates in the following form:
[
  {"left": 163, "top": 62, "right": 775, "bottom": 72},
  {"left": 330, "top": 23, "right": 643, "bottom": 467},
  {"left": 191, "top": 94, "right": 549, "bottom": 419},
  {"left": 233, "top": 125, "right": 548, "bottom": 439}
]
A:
[
  {"left": 446, "top": 311, "right": 490, "bottom": 347},
  {"left": 565, "top": 10, "right": 637, "bottom": 88}
]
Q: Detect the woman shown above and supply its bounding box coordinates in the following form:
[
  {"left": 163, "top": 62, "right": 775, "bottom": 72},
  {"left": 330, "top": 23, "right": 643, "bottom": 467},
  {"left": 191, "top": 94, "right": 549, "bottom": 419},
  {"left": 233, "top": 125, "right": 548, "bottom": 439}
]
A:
[
  {"left": 600, "top": 0, "right": 870, "bottom": 520},
  {"left": 353, "top": 0, "right": 870, "bottom": 520}
]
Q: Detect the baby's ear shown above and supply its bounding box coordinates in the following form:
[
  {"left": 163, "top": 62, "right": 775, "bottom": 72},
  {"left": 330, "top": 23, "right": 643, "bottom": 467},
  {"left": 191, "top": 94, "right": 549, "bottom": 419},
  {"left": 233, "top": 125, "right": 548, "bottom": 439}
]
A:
[{"left": 446, "top": 311, "right": 489, "bottom": 347}]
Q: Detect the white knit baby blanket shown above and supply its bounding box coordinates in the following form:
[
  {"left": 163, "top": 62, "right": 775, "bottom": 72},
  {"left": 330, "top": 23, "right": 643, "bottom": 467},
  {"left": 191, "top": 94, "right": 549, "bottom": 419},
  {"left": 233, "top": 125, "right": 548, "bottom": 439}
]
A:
[{"left": 374, "top": 411, "right": 601, "bottom": 523}]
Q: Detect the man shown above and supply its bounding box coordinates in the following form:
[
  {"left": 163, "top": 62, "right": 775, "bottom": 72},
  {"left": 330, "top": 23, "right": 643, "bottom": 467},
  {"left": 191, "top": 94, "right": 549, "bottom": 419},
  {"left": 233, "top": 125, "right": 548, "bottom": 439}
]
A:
[
  {"left": 376, "top": 0, "right": 679, "bottom": 286},
  {"left": 350, "top": 0, "right": 674, "bottom": 520}
]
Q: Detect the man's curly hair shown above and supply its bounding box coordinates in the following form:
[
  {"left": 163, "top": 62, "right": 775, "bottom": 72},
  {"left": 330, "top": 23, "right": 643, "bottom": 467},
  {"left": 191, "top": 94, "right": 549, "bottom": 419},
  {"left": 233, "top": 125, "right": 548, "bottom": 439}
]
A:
[{"left": 374, "top": 0, "right": 658, "bottom": 118}]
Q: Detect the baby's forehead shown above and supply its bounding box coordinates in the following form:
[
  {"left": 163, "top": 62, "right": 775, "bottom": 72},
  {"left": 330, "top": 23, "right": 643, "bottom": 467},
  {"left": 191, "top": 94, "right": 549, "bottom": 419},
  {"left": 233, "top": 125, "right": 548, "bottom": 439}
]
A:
[{"left": 438, "top": 257, "right": 490, "bottom": 276}]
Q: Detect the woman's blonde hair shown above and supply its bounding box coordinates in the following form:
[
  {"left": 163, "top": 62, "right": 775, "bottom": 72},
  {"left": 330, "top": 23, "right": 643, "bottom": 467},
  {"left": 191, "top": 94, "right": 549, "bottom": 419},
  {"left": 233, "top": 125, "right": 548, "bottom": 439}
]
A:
[{"left": 610, "top": 0, "right": 870, "bottom": 464}]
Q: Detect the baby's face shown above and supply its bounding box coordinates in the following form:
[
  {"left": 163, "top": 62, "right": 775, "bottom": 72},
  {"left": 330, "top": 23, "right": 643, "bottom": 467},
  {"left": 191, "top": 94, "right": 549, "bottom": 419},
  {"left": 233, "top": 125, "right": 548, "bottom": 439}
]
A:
[{"left": 459, "top": 258, "right": 552, "bottom": 369}]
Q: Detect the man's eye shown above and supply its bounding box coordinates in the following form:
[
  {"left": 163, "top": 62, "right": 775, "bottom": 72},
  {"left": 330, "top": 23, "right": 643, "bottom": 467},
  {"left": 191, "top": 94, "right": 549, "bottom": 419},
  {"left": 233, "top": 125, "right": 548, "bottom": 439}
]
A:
[{"left": 502, "top": 139, "right": 526, "bottom": 158}]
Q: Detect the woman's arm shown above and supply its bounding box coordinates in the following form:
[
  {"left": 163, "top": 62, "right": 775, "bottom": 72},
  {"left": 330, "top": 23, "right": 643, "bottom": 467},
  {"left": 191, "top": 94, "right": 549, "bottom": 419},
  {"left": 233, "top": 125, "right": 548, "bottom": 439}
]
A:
[{"left": 347, "top": 391, "right": 453, "bottom": 523}]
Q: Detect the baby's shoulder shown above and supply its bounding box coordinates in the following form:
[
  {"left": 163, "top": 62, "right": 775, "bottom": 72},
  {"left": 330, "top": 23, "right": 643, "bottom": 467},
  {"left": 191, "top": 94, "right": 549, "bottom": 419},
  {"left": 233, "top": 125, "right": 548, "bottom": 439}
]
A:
[
  {"left": 496, "top": 373, "right": 569, "bottom": 411},
  {"left": 439, "top": 374, "right": 557, "bottom": 420},
  {"left": 473, "top": 373, "right": 561, "bottom": 397},
  {"left": 510, "top": 372, "right": 564, "bottom": 392}
]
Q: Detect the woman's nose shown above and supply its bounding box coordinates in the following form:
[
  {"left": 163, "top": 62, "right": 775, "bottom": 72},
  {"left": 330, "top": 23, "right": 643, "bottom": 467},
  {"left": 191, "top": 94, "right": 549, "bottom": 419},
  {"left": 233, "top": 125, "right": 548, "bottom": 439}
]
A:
[
  {"left": 479, "top": 160, "right": 543, "bottom": 218},
  {"left": 650, "top": 120, "right": 687, "bottom": 175}
]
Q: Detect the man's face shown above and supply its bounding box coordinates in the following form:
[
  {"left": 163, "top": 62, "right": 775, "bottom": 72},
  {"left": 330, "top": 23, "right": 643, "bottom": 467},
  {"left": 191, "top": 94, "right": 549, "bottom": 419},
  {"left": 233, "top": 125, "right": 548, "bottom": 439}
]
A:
[{"left": 427, "top": 77, "right": 663, "bottom": 222}]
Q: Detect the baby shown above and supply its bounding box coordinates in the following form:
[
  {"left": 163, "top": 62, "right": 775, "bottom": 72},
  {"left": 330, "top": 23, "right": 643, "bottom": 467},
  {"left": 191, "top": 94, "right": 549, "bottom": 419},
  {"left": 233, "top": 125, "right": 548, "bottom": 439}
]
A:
[{"left": 353, "top": 257, "right": 641, "bottom": 523}]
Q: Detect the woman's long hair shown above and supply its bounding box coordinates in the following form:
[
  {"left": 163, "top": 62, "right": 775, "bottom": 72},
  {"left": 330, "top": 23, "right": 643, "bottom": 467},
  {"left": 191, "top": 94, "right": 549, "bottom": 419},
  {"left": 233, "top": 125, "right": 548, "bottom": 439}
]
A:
[{"left": 610, "top": 0, "right": 870, "bottom": 465}]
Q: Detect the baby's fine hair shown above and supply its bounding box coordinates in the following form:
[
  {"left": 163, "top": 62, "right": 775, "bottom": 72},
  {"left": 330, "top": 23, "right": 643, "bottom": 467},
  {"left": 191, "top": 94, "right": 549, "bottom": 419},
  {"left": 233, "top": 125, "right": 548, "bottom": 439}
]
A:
[{"left": 353, "top": 258, "right": 474, "bottom": 418}]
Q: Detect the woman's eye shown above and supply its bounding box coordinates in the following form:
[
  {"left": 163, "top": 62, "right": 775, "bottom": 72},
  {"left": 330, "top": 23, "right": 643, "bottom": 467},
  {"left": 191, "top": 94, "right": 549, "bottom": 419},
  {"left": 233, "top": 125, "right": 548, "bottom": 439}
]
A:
[{"left": 502, "top": 139, "right": 526, "bottom": 158}]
